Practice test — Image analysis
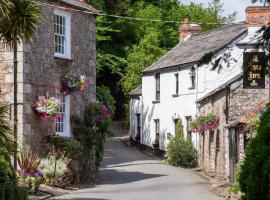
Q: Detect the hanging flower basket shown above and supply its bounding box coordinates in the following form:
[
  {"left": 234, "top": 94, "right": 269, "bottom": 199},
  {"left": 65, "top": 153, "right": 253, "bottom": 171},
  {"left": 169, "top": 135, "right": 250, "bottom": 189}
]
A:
[
  {"left": 190, "top": 114, "right": 220, "bottom": 133},
  {"left": 35, "top": 96, "right": 62, "bottom": 121},
  {"left": 61, "top": 75, "right": 89, "bottom": 95}
]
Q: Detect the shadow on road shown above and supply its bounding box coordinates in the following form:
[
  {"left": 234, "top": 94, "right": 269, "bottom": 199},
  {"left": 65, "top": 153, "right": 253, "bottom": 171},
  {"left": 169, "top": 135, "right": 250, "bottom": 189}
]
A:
[{"left": 98, "top": 169, "right": 166, "bottom": 185}]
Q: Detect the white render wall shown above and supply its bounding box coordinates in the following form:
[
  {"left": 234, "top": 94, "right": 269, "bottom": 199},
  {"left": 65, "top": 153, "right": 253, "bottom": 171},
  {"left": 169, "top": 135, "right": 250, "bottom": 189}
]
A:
[{"left": 130, "top": 29, "right": 257, "bottom": 151}]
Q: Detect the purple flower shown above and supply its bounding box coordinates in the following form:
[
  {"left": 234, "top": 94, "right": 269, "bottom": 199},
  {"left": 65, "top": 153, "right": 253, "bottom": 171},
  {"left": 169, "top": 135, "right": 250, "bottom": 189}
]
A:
[{"left": 32, "top": 171, "right": 43, "bottom": 178}]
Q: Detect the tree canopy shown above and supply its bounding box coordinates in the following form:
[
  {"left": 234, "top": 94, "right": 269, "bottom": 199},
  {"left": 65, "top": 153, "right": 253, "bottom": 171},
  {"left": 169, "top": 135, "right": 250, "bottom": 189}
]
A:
[{"left": 87, "top": 0, "right": 236, "bottom": 118}]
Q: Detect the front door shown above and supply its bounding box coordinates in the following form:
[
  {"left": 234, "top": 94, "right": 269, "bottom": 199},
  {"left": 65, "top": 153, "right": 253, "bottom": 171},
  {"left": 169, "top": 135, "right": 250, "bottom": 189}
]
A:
[
  {"left": 229, "top": 127, "right": 239, "bottom": 183},
  {"left": 135, "top": 113, "right": 141, "bottom": 141}
]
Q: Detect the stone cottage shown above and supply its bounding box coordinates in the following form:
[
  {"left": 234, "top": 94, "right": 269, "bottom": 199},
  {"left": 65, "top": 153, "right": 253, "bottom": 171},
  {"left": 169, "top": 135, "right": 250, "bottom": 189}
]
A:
[
  {"left": 195, "top": 7, "right": 270, "bottom": 183},
  {"left": 0, "top": 0, "right": 98, "bottom": 153},
  {"left": 196, "top": 74, "right": 268, "bottom": 182}
]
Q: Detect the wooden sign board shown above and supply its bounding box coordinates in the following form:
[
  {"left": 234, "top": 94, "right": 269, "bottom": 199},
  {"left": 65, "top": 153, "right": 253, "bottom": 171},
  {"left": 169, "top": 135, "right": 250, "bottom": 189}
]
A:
[{"left": 243, "top": 52, "right": 266, "bottom": 89}]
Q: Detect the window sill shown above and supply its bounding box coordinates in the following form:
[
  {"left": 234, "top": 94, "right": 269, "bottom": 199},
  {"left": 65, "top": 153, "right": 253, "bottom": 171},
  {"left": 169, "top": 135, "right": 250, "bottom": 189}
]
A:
[
  {"left": 152, "top": 100, "right": 160, "bottom": 104},
  {"left": 54, "top": 56, "right": 74, "bottom": 62},
  {"left": 172, "top": 94, "right": 179, "bottom": 98}
]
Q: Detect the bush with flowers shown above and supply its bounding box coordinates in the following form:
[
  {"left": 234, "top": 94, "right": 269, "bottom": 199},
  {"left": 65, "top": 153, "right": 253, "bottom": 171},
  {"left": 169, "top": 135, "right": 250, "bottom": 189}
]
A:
[
  {"left": 35, "top": 96, "right": 61, "bottom": 121},
  {"left": 71, "top": 102, "right": 112, "bottom": 183},
  {"left": 17, "top": 152, "right": 43, "bottom": 195},
  {"left": 61, "top": 74, "right": 89, "bottom": 95}
]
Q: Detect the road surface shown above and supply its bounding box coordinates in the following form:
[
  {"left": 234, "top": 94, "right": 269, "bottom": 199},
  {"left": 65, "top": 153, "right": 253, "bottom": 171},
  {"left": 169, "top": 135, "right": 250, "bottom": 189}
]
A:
[{"left": 55, "top": 137, "right": 223, "bottom": 200}]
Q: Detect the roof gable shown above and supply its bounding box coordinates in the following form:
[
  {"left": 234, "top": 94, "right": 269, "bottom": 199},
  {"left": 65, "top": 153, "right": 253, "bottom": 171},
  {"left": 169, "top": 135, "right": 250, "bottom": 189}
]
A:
[
  {"left": 143, "top": 24, "right": 247, "bottom": 73},
  {"left": 59, "top": 0, "right": 99, "bottom": 14}
]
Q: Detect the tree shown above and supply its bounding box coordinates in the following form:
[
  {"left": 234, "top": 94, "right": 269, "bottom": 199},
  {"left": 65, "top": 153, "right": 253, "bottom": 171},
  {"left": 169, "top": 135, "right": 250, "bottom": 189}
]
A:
[
  {"left": 88, "top": 0, "right": 236, "bottom": 118},
  {"left": 0, "top": 0, "right": 41, "bottom": 169},
  {"left": 239, "top": 106, "right": 270, "bottom": 200}
]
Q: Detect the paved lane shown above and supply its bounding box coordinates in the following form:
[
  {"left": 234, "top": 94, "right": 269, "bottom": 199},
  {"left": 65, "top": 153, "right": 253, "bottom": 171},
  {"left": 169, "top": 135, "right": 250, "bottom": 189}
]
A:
[{"left": 55, "top": 137, "right": 223, "bottom": 200}]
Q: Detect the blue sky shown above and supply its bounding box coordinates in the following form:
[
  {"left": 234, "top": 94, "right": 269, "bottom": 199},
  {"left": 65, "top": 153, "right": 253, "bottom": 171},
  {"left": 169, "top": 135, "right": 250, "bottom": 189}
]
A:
[{"left": 182, "top": 0, "right": 264, "bottom": 22}]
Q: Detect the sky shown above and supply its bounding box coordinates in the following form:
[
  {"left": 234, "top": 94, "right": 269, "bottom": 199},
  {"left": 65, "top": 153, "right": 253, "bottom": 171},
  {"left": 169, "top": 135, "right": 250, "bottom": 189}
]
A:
[{"left": 182, "top": 0, "right": 264, "bottom": 22}]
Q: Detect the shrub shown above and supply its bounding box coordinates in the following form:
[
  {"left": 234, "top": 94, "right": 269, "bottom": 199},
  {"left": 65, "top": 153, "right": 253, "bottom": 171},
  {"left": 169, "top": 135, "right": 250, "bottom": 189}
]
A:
[
  {"left": 71, "top": 102, "right": 112, "bottom": 182},
  {"left": 39, "top": 156, "right": 71, "bottom": 186},
  {"left": 165, "top": 120, "right": 198, "bottom": 168},
  {"left": 0, "top": 104, "right": 17, "bottom": 185},
  {"left": 0, "top": 154, "right": 17, "bottom": 185},
  {"left": 0, "top": 184, "right": 28, "bottom": 200},
  {"left": 96, "top": 86, "right": 116, "bottom": 118},
  {"left": 45, "top": 135, "right": 78, "bottom": 160},
  {"left": 239, "top": 105, "right": 270, "bottom": 200},
  {"left": 18, "top": 152, "right": 43, "bottom": 195}
]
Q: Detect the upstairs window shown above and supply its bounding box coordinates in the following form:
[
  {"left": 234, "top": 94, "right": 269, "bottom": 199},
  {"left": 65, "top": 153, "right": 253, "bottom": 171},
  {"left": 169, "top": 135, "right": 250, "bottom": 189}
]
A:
[
  {"left": 175, "top": 73, "right": 179, "bottom": 94},
  {"left": 54, "top": 10, "right": 71, "bottom": 58},
  {"left": 155, "top": 73, "right": 160, "bottom": 101},
  {"left": 189, "top": 66, "right": 196, "bottom": 89}
]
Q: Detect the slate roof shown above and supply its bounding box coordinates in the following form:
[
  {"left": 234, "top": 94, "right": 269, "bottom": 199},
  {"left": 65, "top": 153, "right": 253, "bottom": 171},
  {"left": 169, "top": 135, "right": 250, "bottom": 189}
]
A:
[
  {"left": 129, "top": 85, "right": 142, "bottom": 96},
  {"left": 143, "top": 23, "right": 247, "bottom": 73},
  {"left": 59, "top": 0, "right": 99, "bottom": 14}
]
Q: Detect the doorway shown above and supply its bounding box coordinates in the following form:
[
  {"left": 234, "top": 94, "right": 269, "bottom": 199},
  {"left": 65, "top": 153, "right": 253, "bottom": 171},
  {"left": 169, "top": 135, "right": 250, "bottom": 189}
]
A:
[{"left": 229, "top": 127, "right": 240, "bottom": 183}]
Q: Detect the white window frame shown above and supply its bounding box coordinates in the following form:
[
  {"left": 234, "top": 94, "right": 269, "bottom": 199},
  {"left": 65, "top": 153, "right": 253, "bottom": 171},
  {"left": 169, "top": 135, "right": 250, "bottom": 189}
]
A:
[
  {"left": 54, "top": 9, "right": 71, "bottom": 59},
  {"left": 55, "top": 95, "right": 71, "bottom": 137}
]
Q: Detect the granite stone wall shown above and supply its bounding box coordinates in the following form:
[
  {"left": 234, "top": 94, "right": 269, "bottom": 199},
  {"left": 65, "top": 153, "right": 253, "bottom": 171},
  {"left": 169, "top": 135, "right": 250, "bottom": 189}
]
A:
[{"left": 197, "top": 77, "right": 268, "bottom": 181}]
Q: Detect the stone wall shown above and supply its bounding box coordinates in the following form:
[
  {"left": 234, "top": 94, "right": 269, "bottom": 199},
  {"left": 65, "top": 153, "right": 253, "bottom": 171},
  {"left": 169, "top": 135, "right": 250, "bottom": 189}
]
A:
[
  {"left": 197, "top": 76, "right": 269, "bottom": 181},
  {"left": 0, "top": 1, "right": 96, "bottom": 153},
  {"left": 197, "top": 89, "right": 229, "bottom": 180},
  {"left": 21, "top": 2, "right": 96, "bottom": 152},
  {"left": 229, "top": 78, "right": 269, "bottom": 123}
]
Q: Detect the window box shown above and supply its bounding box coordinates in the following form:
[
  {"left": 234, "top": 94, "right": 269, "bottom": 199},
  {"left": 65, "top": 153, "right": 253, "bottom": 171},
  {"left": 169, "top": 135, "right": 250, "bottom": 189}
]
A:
[{"left": 152, "top": 100, "right": 160, "bottom": 104}]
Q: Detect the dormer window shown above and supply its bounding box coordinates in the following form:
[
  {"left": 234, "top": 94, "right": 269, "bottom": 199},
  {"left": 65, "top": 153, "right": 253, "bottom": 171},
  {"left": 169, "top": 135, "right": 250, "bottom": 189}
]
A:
[
  {"left": 54, "top": 10, "right": 71, "bottom": 59},
  {"left": 189, "top": 66, "right": 196, "bottom": 89}
]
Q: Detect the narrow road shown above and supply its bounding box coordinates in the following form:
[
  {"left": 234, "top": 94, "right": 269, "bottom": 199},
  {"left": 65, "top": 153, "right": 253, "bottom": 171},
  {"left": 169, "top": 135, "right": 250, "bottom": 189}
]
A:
[{"left": 55, "top": 136, "right": 223, "bottom": 200}]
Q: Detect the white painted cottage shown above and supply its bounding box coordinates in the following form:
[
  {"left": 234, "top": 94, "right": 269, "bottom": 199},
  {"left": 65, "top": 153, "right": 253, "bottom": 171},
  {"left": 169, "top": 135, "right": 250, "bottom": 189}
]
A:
[{"left": 130, "top": 7, "right": 268, "bottom": 152}]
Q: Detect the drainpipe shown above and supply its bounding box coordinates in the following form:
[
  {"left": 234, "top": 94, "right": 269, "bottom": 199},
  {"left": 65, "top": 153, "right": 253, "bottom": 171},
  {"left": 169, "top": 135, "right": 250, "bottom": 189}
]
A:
[
  {"left": 195, "top": 64, "right": 199, "bottom": 115},
  {"left": 195, "top": 64, "right": 199, "bottom": 149}
]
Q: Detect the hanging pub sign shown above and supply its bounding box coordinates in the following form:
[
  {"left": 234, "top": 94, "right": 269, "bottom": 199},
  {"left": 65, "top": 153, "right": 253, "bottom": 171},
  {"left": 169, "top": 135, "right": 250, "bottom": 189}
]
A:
[{"left": 243, "top": 52, "right": 266, "bottom": 89}]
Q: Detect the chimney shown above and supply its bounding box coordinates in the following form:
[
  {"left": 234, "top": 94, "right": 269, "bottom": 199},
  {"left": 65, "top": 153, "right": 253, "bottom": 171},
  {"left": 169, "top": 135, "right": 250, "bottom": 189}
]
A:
[
  {"left": 246, "top": 6, "right": 270, "bottom": 27},
  {"left": 179, "top": 18, "right": 202, "bottom": 42}
]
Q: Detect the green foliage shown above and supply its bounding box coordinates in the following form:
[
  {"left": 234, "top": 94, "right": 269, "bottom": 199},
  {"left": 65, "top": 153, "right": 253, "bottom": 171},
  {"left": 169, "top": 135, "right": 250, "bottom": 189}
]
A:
[
  {"left": 229, "top": 163, "right": 242, "bottom": 196},
  {"left": 39, "top": 156, "right": 70, "bottom": 185},
  {"left": 45, "top": 135, "right": 78, "bottom": 160},
  {"left": 0, "top": 0, "right": 41, "bottom": 48},
  {"left": 25, "top": 176, "right": 40, "bottom": 195},
  {"left": 0, "top": 154, "right": 17, "bottom": 185},
  {"left": 88, "top": 0, "right": 236, "bottom": 99},
  {"left": 165, "top": 120, "right": 198, "bottom": 168},
  {"left": 239, "top": 106, "right": 270, "bottom": 200},
  {"left": 0, "top": 104, "right": 17, "bottom": 185},
  {"left": 0, "top": 184, "right": 28, "bottom": 200},
  {"left": 199, "top": 114, "right": 216, "bottom": 126},
  {"left": 71, "top": 102, "right": 112, "bottom": 173},
  {"left": 97, "top": 85, "right": 116, "bottom": 117},
  {"left": 0, "top": 104, "right": 15, "bottom": 154}
]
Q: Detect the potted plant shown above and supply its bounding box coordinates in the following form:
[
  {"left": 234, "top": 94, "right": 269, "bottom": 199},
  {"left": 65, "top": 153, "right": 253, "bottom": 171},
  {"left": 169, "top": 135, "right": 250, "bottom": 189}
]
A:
[
  {"left": 35, "top": 96, "right": 62, "bottom": 121},
  {"left": 61, "top": 75, "right": 89, "bottom": 95}
]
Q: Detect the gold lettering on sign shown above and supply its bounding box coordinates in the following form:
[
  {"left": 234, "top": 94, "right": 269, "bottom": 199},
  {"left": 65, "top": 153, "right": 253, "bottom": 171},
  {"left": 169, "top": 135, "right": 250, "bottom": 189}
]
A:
[{"left": 247, "top": 54, "right": 263, "bottom": 87}]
